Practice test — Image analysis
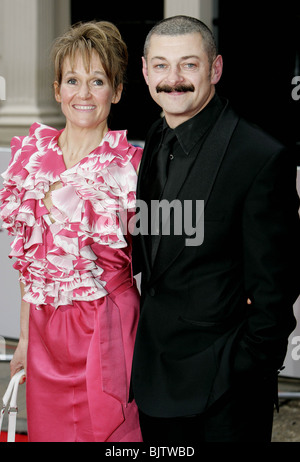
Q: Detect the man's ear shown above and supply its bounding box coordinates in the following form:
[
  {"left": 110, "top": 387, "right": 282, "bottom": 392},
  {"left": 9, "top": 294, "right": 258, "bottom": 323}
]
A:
[
  {"left": 210, "top": 55, "right": 223, "bottom": 85},
  {"left": 142, "top": 57, "right": 149, "bottom": 85},
  {"left": 112, "top": 83, "right": 123, "bottom": 104},
  {"left": 54, "top": 81, "right": 61, "bottom": 103}
]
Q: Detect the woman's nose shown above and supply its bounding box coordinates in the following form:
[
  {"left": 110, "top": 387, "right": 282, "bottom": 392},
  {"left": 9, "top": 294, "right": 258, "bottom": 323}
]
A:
[{"left": 78, "top": 82, "right": 91, "bottom": 99}]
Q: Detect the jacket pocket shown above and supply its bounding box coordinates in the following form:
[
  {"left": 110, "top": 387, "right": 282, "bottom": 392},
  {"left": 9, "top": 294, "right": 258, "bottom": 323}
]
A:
[{"left": 178, "top": 315, "right": 221, "bottom": 328}]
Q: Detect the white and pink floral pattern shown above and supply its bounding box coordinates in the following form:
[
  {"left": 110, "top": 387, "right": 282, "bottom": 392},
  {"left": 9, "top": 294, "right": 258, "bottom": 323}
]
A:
[{"left": 0, "top": 123, "right": 142, "bottom": 309}]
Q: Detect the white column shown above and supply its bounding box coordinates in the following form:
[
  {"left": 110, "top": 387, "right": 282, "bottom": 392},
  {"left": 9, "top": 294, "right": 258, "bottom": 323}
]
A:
[
  {"left": 164, "top": 0, "right": 214, "bottom": 30},
  {"left": 0, "top": 0, "right": 71, "bottom": 145}
]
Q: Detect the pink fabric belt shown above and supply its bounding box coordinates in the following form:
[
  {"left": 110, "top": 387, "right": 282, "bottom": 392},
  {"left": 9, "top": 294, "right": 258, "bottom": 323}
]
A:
[
  {"left": 105, "top": 264, "right": 134, "bottom": 301},
  {"left": 98, "top": 264, "right": 135, "bottom": 406}
]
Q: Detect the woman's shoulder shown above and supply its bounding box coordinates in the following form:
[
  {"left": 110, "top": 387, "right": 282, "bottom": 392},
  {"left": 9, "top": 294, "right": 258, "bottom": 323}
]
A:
[
  {"left": 3, "top": 123, "right": 62, "bottom": 187},
  {"left": 129, "top": 144, "right": 143, "bottom": 173},
  {"left": 12, "top": 122, "right": 59, "bottom": 143},
  {"left": 98, "top": 130, "right": 143, "bottom": 171},
  {"left": 10, "top": 123, "right": 60, "bottom": 158}
]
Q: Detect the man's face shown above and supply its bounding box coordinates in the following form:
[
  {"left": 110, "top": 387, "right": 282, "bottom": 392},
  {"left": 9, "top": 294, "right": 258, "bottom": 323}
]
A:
[{"left": 142, "top": 32, "right": 223, "bottom": 128}]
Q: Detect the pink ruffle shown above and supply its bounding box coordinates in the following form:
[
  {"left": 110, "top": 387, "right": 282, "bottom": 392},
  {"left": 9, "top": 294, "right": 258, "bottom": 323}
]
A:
[{"left": 0, "top": 123, "right": 142, "bottom": 309}]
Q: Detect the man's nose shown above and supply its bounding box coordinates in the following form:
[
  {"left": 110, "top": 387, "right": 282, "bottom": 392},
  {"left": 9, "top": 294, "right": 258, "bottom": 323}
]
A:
[{"left": 165, "top": 66, "right": 184, "bottom": 85}]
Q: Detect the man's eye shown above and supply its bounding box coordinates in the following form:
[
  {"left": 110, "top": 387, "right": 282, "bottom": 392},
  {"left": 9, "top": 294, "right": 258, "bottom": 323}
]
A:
[{"left": 184, "top": 63, "right": 197, "bottom": 69}]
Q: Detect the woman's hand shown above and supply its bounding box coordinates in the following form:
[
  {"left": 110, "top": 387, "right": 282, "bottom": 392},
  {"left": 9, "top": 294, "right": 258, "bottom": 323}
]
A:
[{"left": 10, "top": 338, "right": 28, "bottom": 384}]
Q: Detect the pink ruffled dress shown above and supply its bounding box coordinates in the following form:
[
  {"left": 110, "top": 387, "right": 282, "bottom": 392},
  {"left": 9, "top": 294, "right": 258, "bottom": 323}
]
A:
[{"left": 0, "top": 123, "right": 143, "bottom": 442}]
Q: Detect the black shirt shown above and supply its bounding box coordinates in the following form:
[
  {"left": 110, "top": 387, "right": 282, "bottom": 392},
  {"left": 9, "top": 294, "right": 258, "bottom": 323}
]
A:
[{"left": 165, "top": 93, "right": 225, "bottom": 164}]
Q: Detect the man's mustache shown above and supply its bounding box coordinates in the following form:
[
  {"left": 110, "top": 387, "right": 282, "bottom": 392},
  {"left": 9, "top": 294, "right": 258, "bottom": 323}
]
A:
[{"left": 156, "top": 84, "right": 195, "bottom": 93}]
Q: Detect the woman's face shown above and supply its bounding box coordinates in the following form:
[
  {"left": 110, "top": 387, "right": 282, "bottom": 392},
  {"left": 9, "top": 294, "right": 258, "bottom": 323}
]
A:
[{"left": 54, "top": 50, "right": 122, "bottom": 131}]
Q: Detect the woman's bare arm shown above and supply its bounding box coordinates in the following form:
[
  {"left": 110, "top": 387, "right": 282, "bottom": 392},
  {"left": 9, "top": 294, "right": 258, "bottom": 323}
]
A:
[{"left": 10, "top": 278, "right": 30, "bottom": 383}]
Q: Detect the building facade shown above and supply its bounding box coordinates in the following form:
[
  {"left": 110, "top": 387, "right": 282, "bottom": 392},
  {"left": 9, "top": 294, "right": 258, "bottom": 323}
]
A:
[
  {"left": 0, "top": 0, "right": 299, "bottom": 148},
  {"left": 0, "top": 0, "right": 217, "bottom": 145},
  {"left": 0, "top": 1, "right": 299, "bottom": 380}
]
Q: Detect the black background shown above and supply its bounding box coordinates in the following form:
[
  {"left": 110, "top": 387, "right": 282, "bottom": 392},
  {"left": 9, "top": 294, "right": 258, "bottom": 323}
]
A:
[{"left": 71, "top": 1, "right": 300, "bottom": 163}]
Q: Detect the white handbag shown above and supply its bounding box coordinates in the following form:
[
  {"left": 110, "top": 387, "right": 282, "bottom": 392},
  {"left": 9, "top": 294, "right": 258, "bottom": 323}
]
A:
[{"left": 0, "top": 369, "right": 25, "bottom": 442}]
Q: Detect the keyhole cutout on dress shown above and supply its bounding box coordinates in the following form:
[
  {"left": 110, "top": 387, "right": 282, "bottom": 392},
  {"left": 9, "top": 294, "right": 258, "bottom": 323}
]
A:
[{"left": 43, "top": 181, "right": 63, "bottom": 222}]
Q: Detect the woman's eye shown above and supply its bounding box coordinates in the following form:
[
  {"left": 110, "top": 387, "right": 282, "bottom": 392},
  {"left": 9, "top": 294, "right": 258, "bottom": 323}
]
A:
[
  {"left": 67, "top": 78, "right": 77, "bottom": 85},
  {"left": 94, "top": 79, "right": 103, "bottom": 86}
]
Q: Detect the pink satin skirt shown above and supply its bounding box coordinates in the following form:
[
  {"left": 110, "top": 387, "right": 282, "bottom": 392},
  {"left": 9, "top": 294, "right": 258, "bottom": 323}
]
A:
[{"left": 26, "top": 287, "right": 142, "bottom": 442}]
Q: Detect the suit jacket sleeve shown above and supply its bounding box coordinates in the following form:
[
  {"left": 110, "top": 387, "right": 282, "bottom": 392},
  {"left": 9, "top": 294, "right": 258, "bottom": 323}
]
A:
[{"left": 234, "top": 147, "right": 300, "bottom": 376}]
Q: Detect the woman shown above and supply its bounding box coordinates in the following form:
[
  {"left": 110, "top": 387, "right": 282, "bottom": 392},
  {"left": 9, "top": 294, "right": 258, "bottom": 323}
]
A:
[{"left": 0, "top": 21, "right": 143, "bottom": 442}]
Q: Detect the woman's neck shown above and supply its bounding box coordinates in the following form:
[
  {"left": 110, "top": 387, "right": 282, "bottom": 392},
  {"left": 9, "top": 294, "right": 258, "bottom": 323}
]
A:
[{"left": 58, "top": 122, "right": 109, "bottom": 169}]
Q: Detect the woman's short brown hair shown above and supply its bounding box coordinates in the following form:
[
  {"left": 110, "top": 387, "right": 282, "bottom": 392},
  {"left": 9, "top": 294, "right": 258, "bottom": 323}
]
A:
[{"left": 51, "top": 21, "right": 128, "bottom": 93}]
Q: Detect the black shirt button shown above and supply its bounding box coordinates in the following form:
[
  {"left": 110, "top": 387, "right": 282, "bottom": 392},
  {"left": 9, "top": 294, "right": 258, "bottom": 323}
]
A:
[{"left": 149, "top": 288, "right": 156, "bottom": 297}]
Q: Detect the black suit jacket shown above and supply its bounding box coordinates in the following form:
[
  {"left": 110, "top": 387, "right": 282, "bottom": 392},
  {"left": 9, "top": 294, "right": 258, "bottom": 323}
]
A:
[{"left": 131, "top": 99, "right": 300, "bottom": 417}]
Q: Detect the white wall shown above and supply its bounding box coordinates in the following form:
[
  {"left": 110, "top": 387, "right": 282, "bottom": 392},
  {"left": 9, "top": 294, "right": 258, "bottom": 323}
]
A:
[
  {"left": 0, "top": 148, "right": 21, "bottom": 338},
  {"left": 164, "top": 0, "right": 214, "bottom": 30}
]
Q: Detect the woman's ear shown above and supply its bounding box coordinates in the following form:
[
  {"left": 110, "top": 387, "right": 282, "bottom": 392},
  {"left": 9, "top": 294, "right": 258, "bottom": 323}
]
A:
[
  {"left": 112, "top": 83, "right": 123, "bottom": 104},
  {"left": 54, "top": 81, "right": 61, "bottom": 103}
]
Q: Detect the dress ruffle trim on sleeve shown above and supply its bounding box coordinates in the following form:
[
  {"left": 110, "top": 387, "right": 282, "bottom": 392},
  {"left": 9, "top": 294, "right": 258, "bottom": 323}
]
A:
[{"left": 0, "top": 123, "right": 142, "bottom": 309}]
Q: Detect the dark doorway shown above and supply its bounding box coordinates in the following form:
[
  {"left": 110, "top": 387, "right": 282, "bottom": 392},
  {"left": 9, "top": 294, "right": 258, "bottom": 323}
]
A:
[
  {"left": 216, "top": 0, "right": 300, "bottom": 161},
  {"left": 71, "top": 1, "right": 164, "bottom": 140}
]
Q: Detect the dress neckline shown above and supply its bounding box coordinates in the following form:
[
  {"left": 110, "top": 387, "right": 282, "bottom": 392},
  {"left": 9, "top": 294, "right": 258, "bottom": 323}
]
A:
[{"left": 53, "top": 128, "right": 109, "bottom": 173}]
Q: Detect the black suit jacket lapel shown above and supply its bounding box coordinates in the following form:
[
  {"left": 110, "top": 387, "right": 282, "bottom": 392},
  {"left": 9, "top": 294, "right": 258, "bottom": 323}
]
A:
[
  {"left": 149, "top": 101, "right": 240, "bottom": 285},
  {"left": 136, "top": 120, "right": 164, "bottom": 277},
  {"left": 137, "top": 119, "right": 163, "bottom": 200}
]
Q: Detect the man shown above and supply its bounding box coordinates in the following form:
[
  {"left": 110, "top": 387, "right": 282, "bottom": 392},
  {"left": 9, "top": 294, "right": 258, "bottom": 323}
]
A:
[{"left": 131, "top": 16, "right": 300, "bottom": 442}]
